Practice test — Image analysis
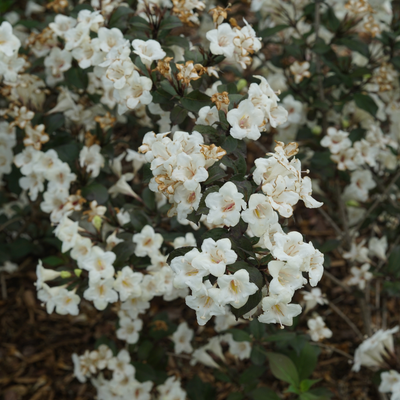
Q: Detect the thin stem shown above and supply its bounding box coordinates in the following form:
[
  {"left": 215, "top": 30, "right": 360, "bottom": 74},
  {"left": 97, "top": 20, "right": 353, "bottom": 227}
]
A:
[
  {"left": 311, "top": 342, "right": 353, "bottom": 360},
  {"left": 317, "top": 207, "right": 343, "bottom": 238},
  {"left": 328, "top": 301, "right": 364, "bottom": 340},
  {"left": 324, "top": 270, "right": 351, "bottom": 293}
]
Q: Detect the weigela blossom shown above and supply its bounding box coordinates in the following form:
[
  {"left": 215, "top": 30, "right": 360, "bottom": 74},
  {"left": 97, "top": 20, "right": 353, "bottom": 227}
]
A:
[
  {"left": 258, "top": 294, "right": 302, "bottom": 326},
  {"left": 307, "top": 316, "right": 333, "bottom": 342},
  {"left": 379, "top": 370, "right": 400, "bottom": 395},
  {"left": 352, "top": 326, "right": 399, "bottom": 371},
  {"left": 205, "top": 182, "right": 246, "bottom": 227},
  {"left": 210, "top": 269, "right": 258, "bottom": 308},
  {"left": 132, "top": 225, "right": 163, "bottom": 257},
  {"left": 116, "top": 317, "right": 143, "bottom": 344},
  {"left": 0, "top": 21, "right": 21, "bottom": 57},
  {"left": 348, "top": 263, "right": 373, "bottom": 290},
  {"left": 79, "top": 144, "right": 105, "bottom": 178},
  {"left": 171, "top": 322, "right": 194, "bottom": 354},
  {"left": 113, "top": 266, "right": 143, "bottom": 301},
  {"left": 132, "top": 39, "right": 166, "bottom": 67},
  {"left": 84, "top": 277, "right": 118, "bottom": 310},
  {"left": 290, "top": 61, "right": 311, "bottom": 84}
]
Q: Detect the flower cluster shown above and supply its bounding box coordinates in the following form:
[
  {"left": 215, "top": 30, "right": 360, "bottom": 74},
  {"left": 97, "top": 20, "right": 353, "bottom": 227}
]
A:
[{"left": 139, "top": 130, "right": 226, "bottom": 224}]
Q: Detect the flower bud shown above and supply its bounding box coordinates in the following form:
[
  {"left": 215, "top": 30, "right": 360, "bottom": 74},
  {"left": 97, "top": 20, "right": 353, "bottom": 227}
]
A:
[
  {"left": 312, "top": 125, "right": 322, "bottom": 135},
  {"left": 74, "top": 269, "right": 82, "bottom": 277},
  {"left": 346, "top": 200, "right": 360, "bottom": 207},
  {"left": 342, "top": 119, "right": 350, "bottom": 128},
  {"left": 60, "top": 271, "right": 72, "bottom": 279},
  {"left": 92, "top": 215, "right": 103, "bottom": 231},
  {"left": 237, "top": 79, "right": 247, "bottom": 93}
]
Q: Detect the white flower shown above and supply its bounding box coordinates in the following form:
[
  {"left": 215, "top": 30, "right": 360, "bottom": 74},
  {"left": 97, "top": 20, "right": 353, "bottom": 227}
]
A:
[
  {"left": 268, "top": 260, "right": 306, "bottom": 299},
  {"left": 83, "top": 277, "right": 118, "bottom": 310},
  {"left": 211, "top": 269, "right": 258, "bottom": 309},
  {"left": 193, "top": 238, "right": 237, "bottom": 277},
  {"left": 258, "top": 295, "right": 302, "bottom": 326},
  {"left": 225, "top": 334, "right": 252, "bottom": 360},
  {"left": 114, "top": 266, "right": 143, "bottom": 301},
  {"left": 227, "top": 99, "right": 264, "bottom": 140},
  {"left": 0, "top": 261, "right": 18, "bottom": 274},
  {"left": 348, "top": 263, "right": 373, "bottom": 290},
  {"left": 54, "top": 288, "right": 81, "bottom": 316},
  {"left": 116, "top": 317, "right": 143, "bottom": 344},
  {"left": 379, "top": 370, "right": 400, "bottom": 393},
  {"left": 343, "top": 169, "right": 376, "bottom": 202},
  {"left": 206, "top": 23, "right": 236, "bottom": 58},
  {"left": 49, "top": 15, "right": 77, "bottom": 38},
  {"left": 196, "top": 106, "right": 219, "bottom": 127},
  {"left": 190, "top": 347, "right": 220, "bottom": 369},
  {"left": 368, "top": 236, "right": 387, "bottom": 261},
  {"left": 301, "top": 288, "right": 328, "bottom": 313},
  {"left": 241, "top": 193, "right": 278, "bottom": 237},
  {"left": 71, "top": 237, "right": 93, "bottom": 265},
  {"left": 343, "top": 239, "right": 370, "bottom": 263},
  {"left": 82, "top": 246, "right": 115, "bottom": 280},
  {"left": 185, "top": 281, "right": 226, "bottom": 325},
  {"left": 307, "top": 316, "right": 332, "bottom": 341},
  {"left": 107, "top": 349, "right": 135, "bottom": 382},
  {"left": 173, "top": 232, "right": 197, "bottom": 249},
  {"left": 171, "top": 322, "right": 194, "bottom": 354},
  {"left": 352, "top": 326, "right": 399, "bottom": 372},
  {"left": 97, "top": 27, "right": 126, "bottom": 52},
  {"left": 132, "top": 225, "right": 163, "bottom": 257},
  {"left": 0, "top": 21, "right": 21, "bottom": 56},
  {"left": 132, "top": 39, "right": 166, "bottom": 67},
  {"left": 157, "top": 376, "right": 186, "bottom": 400},
  {"left": 205, "top": 182, "right": 246, "bottom": 227},
  {"left": 79, "top": 145, "right": 105, "bottom": 178},
  {"left": 35, "top": 260, "right": 61, "bottom": 289},
  {"left": 320, "top": 127, "right": 352, "bottom": 154},
  {"left": 72, "top": 38, "right": 104, "bottom": 69},
  {"left": 121, "top": 295, "right": 150, "bottom": 320}
]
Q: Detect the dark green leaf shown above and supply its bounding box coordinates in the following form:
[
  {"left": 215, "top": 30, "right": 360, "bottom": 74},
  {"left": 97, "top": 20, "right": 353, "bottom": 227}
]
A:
[
  {"left": 64, "top": 67, "right": 88, "bottom": 90},
  {"left": 250, "top": 387, "right": 281, "bottom": 400},
  {"left": 251, "top": 344, "right": 267, "bottom": 366},
  {"left": 186, "top": 376, "right": 216, "bottom": 400},
  {"left": 81, "top": 183, "right": 109, "bottom": 204},
  {"left": 354, "top": 93, "right": 378, "bottom": 117},
  {"left": 337, "top": 38, "right": 369, "bottom": 57},
  {"left": 170, "top": 106, "right": 188, "bottom": 125},
  {"left": 159, "top": 15, "right": 182, "bottom": 31},
  {"left": 386, "top": 246, "right": 400, "bottom": 278},
  {"left": 227, "top": 393, "right": 244, "bottom": 400},
  {"left": 193, "top": 124, "right": 218, "bottom": 136},
  {"left": 167, "top": 246, "right": 195, "bottom": 263},
  {"left": 300, "top": 379, "right": 320, "bottom": 392},
  {"left": 299, "top": 387, "right": 333, "bottom": 400},
  {"left": 249, "top": 319, "right": 266, "bottom": 340},
  {"left": 230, "top": 290, "right": 262, "bottom": 319},
  {"left": 226, "top": 328, "right": 252, "bottom": 342},
  {"left": 222, "top": 136, "right": 238, "bottom": 154},
  {"left": 259, "top": 24, "right": 288, "bottom": 38},
  {"left": 181, "top": 90, "right": 212, "bottom": 113},
  {"left": 204, "top": 163, "right": 227, "bottom": 184},
  {"left": 42, "top": 256, "right": 64, "bottom": 267},
  {"left": 113, "top": 242, "right": 136, "bottom": 268},
  {"left": 266, "top": 352, "right": 300, "bottom": 387}
]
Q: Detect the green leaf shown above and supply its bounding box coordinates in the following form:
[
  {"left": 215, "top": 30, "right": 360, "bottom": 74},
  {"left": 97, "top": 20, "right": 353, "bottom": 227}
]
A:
[
  {"left": 227, "top": 261, "right": 264, "bottom": 289},
  {"left": 226, "top": 328, "right": 252, "bottom": 342},
  {"left": 354, "top": 93, "right": 378, "bottom": 117},
  {"left": 54, "top": 142, "right": 81, "bottom": 167},
  {"left": 159, "top": 15, "right": 182, "bottom": 31},
  {"left": 386, "top": 246, "right": 400, "bottom": 278},
  {"left": 299, "top": 387, "right": 333, "bottom": 400},
  {"left": 42, "top": 256, "right": 64, "bottom": 267},
  {"left": 222, "top": 136, "right": 238, "bottom": 154},
  {"left": 391, "top": 56, "right": 400, "bottom": 71},
  {"left": 230, "top": 290, "right": 262, "bottom": 319},
  {"left": 193, "top": 124, "right": 218, "bottom": 136},
  {"left": 266, "top": 352, "right": 300, "bottom": 387},
  {"left": 290, "top": 342, "right": 320, "bottom": 380},
  {"left": 264, "top": 332, "right": 296, "bottom": 342},
  {"left": 300, "top": 379, "right": 321, "bottom": 392},
  {"left": 239, "top": 365, "right": 265, "bottom": 385},
  {"left": 132, "top": 362, "right": 156, "bottom": 382},
  {"left": 181, "top": 90, "right": 212, "bottom": 113},
  {"left": 337, "top": 38, "right": 369, "bottom": 57},
  {"left": 64, "top": 67, "right": 88, "bottom": 90},
  {"left": 249, "top": 319, "right": 266, "bottom": 340},
  {"left": 82, "top": 183, "right": 109, "bottom": 204},
  {"left": 186, "top": 376, "right": 216, "bottom": 400},
  {"left": 8, "top": 238, "right": 35, "bottom": 260},
  {"left": 108, "top": 6, "right": 133, "bottom": 29},
  {"left": 204, "top": 163, "right": 227, "bottom": 184},
  {"left": 164, "top": 35, "right": 189, "bottom": 49},
  {"left": 112, "top": 242, "right": 136, "bottom": 268},
  {"left": 170, "top": 106, "right": 188, "bottom": 125},
  {"left": 129, "top": 16, "right": 151, "bottom": 30},
  {"left": 160, "top": 79, "right": 178, "bottom": 96},
  {"left": 227, "top": 393, "right": 244, "bottom": 400},
  {"left": 167, "top": 246, "right": 195, "bottom": 263},
  {"left": 0, "top": 0, "right": 13, "bottom": 13},
  {"left": 44, "top": 113, "right": 65, "bottom": 134},
  {"left": 260, "top": 24, "right": 288, "bottom": 38},
  {"left": 142, "top": 187, "right": 156, "bottom": 211},
  {"left": 250, "top": 387, "right": 281, "bottom": 400},
  {"left": 250, "top": 344, "right": 267, "bottom": 366}
]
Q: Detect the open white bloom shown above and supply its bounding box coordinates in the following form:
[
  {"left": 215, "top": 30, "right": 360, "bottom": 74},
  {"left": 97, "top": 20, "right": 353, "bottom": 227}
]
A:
[
  {"left": 107, "top": 349, "right": 135, "bottom": 382},
  {"left": 186, "top": 280, "right": 226, "bottom": 325},
  {"left": 190, "top": 347, "right": 220, "bottom": 369},
  {"left": 205, "top": 182, "right": 246, "bottom": 227},
  {"left": 114, "top": 266, "right": 143, "bottom": 301},
  {"left": 82, "top": 246, "right": 115, "bottom": 280},
  {"left": 0, "top": 21, "right": 21, "bottom": 56},
  {"left": 49, "top": 14, "right": 77, "bottom": 38},
  {"left": 206, "top": 23, "right": 236, "bottom": 58},
  {"left": 170, "top": 248, "right": 208, "bottom": 290},
  {"left": 171, "top": 322, "right": 194, "bottom": 354},
  {"left": 35, "top": 260, "right": 61, "bottom": 289},
  {"left": 307, "top": 316, "right": 332, "bottom": 341},
  {"left": 348, "top": 263, "right": 373, "bottom": 290},
  {"left": 157, "top": 376, "right": 187, "bottom": 400},
  {"left": 320, "top": 127, "right": 352, "bottom": 154},
  {"left": 173, "top": 232, "right": 197, "bottom": 249},
  {"left": 241, "top": 193, "right": 278, "bottom": 237},
  {"left": 224, "top": 333, "right": 252, "bottom": 360},
  {"left": 211, "top": 269, "right": 258, "bottom": 308},
  {"left": 301, "top": 288, "right": 328, "bottom": 313},
  {"left": 54, "top": 288, "right": 81, "bottom": 316},
  {"left": 193, "top": 238, "right": 237, "bottom": 277},
  {"left": 368, "top": 236, "right": 387, "bottom": 261},
  {"left": 258, "top": 294, "right": 302, "bottom": 326},
  {"left": 132, "top": 39, "right": 166, "bottom": 67},
  {"left": 268, "top": 260, "right": 306, "bottom": 299},
  {"left": 196, "top": 106, "right": 219, "bottom": 127},
  {"left": 116, "top": 317, "right": 143, "bottom": 344},
  {"left": 83, "top": 277, "right": 118, "bottom": 310},
  {"left": 227, "top": 99, "right": 264, "bottom": 140},
  {"left": 132, "top": 225, "right": 163, "bottom": 257},
  {"left": 79, "top": 145, "right": 105, "bottom": 178},
  {"left": 97, "top": 27, "right": 127, "bottom": 52},
  {"left": 352, "top": 326, "right": 399, "bottom": 371},
  {"left": 379, "top": 370, "right": 400, "bottom": 394},
  {"left": 343, "top": 239, "right": 370, "bottom": 263},
  {"left": 343, "top": 169, "right": 377, "bottom": 202}
]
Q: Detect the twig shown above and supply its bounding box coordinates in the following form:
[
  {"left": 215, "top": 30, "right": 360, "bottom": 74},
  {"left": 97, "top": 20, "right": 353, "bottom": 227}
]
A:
[
  {"left": 323, "top": 270, "right": 351, "bottom": 293},
  {"left": 335, "top": 181, "right": 351, "bottom": 249},
  {"left": 328, "top": 301, "right": 364, "bottom": 340},
  {"left": 1, "top": 273, "right": 7, "bottom": 300},
  {"left": 311, "top": 342, "right": 353, "bottom": 360},
  {"left": 0, "top": 217, "right": 22, "bottom": 232},
  {"left": 352, "top": 168, "right": 400, "bottom": 240},
  {"left": 166, "top": 352, "right": 191, "bottom": 360},
  {"left": 317, "top": 207, "right": 343, "bottom": 238}
]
